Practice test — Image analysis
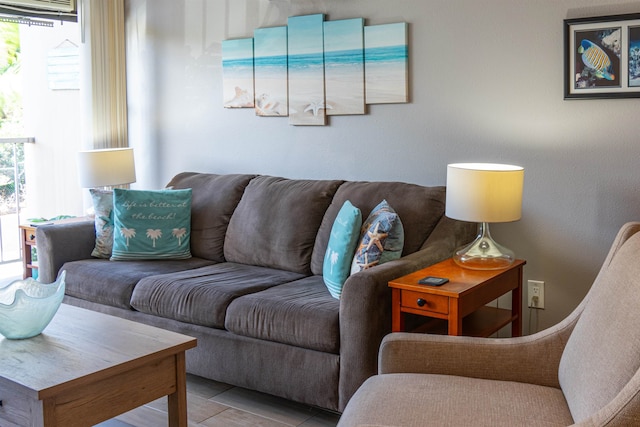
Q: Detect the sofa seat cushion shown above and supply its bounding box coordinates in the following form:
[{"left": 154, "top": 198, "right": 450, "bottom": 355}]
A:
[
  {"left": 61, "top": 257, "right": 216, "bottom": 309},
  {"left": 130, "top": 262, "right": 306, "bottom": 328},
  {"left": 225, "top": 276, "right": 340, "bottom": 353},
  {"left": 340, "top": 373, "right": 574, "bottom": 427}
]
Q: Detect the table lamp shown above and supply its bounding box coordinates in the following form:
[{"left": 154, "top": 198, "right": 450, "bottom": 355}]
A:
[
  {"left": 77, "top": 147, "right": 136, "bottom": 189},
  {"left": 445, "top": 163, "right": 524, "bottom": 270}
]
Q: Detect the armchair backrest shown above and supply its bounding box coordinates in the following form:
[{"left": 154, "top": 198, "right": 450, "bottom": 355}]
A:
[{"left": 558, "top": 222, "right": 640, "bottom": 424}]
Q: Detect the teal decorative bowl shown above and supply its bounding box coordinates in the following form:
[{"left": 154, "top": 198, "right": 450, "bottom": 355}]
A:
[{"left": 0, "top": 271, "right": 66, "bottom": 339}]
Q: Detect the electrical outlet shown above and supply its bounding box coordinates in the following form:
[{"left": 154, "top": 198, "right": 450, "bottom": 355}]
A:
[{"left": 527, "top": 280, "right": 545, "bottom": 309}]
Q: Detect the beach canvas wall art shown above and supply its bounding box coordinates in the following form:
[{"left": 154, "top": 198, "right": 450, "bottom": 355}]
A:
[
  {"left": 222, "top": 14, "right": 411, "bottom": 124},
  {"left": 324, "top": 18, "right": 365, "bottom": 115},
  {"left": 254, "top": 26, "right": 289, "bottom": 116},
  {"left": 365, "top": 23, "right": 409, "bottom": 104},
  {"left": 288, "top": 14, "right": 327, "bottom": 126},
  {"left": 222, "top": 38, "right": 255, "bottom": 108}
]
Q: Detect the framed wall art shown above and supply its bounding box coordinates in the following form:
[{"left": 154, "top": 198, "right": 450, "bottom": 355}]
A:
[{"left": 564, "top": 13, "right": 640, "bottom": 99}]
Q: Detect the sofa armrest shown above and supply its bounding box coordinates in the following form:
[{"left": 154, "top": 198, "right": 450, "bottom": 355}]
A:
[
  {"left": 36, "top": 220, "right": 96, "bottom": 283},
  {"left": 379, "top": 307, "right": 580, "bottom": 388},
  {"left": 337, "top": 217, "right": 475, "bottom": 410}
]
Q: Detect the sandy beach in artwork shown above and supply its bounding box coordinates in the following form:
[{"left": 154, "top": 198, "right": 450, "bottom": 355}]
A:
[
  {"left": 254, "top": 75, "right": 288, "bottom": 116},
  {"left": 325, "top": 64, "right": 366, "bottom": 115},
  {"left": 289, "top": 74, "right": 326, "bottom": 125},
  {"left": 365, "top": 61, "right": 408, "bottom": 104}
]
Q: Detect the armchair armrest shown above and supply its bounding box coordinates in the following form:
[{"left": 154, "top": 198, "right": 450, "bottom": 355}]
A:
[
  {"left": 379, "top": 308, "right": 580, "bottom": 388},
  {"left": 36, "top": 220, "right": 96, "bottom": 283}
]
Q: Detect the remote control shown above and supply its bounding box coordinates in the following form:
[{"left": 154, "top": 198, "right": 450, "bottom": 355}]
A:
[{"left": 418, "top": 276, "right": 449, "bottom": 286}]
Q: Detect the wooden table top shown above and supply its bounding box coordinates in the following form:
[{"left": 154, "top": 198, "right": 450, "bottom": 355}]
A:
[
  {"left": 0, "top": 304, "right": 196, "bottom": 400},
  {"left": 388, "top": 258, "right": 526, "bottom": 297}
]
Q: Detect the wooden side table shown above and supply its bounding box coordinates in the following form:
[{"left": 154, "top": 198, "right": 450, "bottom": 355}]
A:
[
  {"left": 19, "top": 217, "right": 92, "bottom": 279},
  {"left": 389, "top": 258, "right": 525, "bottom": 337},
  {"left": 19, "top": 224, "right": 37, "bottom": 279}
]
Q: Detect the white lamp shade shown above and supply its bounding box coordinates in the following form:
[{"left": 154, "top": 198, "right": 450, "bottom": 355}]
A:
[
  {"left": 446, "top": 163, "right": 524, "bottom": 223},
  {"left": 77, "top": 148, "right": 136, "bottom": 188}
]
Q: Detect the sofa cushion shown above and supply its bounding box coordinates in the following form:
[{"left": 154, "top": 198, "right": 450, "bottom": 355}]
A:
[
  {"left": 311, "top": 181, "right": 446, "bottom": 275},
  {"left": 111, "top": 188, "right": 192, "bottom": 260},
  {"left": 61, "top": 257, "right": 216, "bottom": 309},
  {"left": 225, "top": 276, "right": 340, "bottom": 353},
  {"left": 340, "top": 373, "right": 573, "bottom": 426},
  {"left": 89, "top": 188, "right": 114, "bottom": 259},
  {"left": 323, "top": 200, "right": 362, "bottom": 299},
  {"left": 224, "top": 176, "right": 343, "bottom": 274},
  {"left": 351, "top": 200, "right": 404, "bottom": 274},
  {"left": 166, "top": 173, "right": 256, "bottom": 262},
  {"left": 130, "top": 262, "right": 306, "bottom": 329}
]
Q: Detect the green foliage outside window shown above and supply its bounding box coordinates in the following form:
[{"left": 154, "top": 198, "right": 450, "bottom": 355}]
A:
[{"left": 0, "top": 22, "right": 25, "bottom": 214}]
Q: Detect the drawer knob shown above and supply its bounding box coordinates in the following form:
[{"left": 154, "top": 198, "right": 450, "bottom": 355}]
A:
[{"left": 416, "top": 298, "right": 426, "bottom": 307}]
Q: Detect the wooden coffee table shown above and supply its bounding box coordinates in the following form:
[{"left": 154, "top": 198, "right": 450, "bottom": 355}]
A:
[{"left": 0, "top": 304, "right": 197, "bottom": 427}]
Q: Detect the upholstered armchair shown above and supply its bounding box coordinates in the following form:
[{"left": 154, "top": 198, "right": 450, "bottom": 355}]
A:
[{"left": 339, "top": 222, "right": 640, "bottom": 426}]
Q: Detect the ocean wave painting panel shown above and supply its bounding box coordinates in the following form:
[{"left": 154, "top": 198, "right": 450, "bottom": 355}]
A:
[
  {"left": 288, "top": 13, "right": 326, "bottom": 126},
  {"left": 222, "top": 38, "right": 254, "bottom": 108},
  {"left": 255, "top": 26, "right": 288, "bottom": 116},
  {"left": 325, "top": 18, "right": 365, "bottom": 115},
  {"left": 365, "top": 23, "right": 409, "bottom": 104}
]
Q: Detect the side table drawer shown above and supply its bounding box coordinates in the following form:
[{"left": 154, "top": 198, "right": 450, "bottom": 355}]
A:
[
  {"left": 401, "top": 291, "right": 448, "bottom": 314},
  {"left": 24, "top": 228, "right": 36, "bottom": 244}
]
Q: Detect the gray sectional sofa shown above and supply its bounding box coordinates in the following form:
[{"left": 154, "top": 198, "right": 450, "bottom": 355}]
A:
[{"left": 36, "top": 172, "right": 475, "bottom": 412}]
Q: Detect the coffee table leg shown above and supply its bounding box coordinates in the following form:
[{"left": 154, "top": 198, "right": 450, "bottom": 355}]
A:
[{"left": 167, "top": 352, "right": 188, "bottom": 427}]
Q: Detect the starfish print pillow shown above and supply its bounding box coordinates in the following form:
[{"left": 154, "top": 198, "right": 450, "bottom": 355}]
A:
[{"left": 350, "top": 200, "right": 404, "bottom": 274}]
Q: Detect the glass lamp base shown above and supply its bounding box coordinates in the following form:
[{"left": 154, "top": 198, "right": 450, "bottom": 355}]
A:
[{"left": 453, "top": 222, "right": 515, "bottom": 270}]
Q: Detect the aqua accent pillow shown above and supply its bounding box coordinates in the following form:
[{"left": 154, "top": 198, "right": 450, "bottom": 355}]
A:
[
  {"left": 111, "top": 188, "right": 192, "bottom": 260},
  {"left": 351, "top": 200, "right": 404, "bottom": 274},
  {"left": 90, "top": 188, "right": 114, "bottom": 259},
  {"left": 323, "top": 200, "right": 362, "bottom": 299}
]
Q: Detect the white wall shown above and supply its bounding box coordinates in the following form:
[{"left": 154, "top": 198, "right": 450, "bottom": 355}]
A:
[{"left": 125, "top": 0, "right": 640, "bottom": 333}]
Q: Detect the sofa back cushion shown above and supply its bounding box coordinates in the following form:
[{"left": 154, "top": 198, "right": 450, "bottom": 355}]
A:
[
  {"left": 166, "top": 172, "right": 256, "bottom": 262},
  {"left": 224, "top": 176, "right": 343, "bottom": 274},
  {"left": 558, "top": 230, "right": 640, "bottom": 423},
  {"left": 311, "top": 182, "right": 446, "bottom": 275}
]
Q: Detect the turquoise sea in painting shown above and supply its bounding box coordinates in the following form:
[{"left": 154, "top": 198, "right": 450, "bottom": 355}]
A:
[{"left": 364, "top": 45, "right": 408, "bottom": 64}]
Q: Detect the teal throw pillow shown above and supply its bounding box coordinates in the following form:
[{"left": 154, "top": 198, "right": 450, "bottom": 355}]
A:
[
  {"left": 351, "top": 200, "right": 404, "bottom": 274},
  {"left": 90, "top": 188, "right": 114, "bottom": 259},
  {"left": 323, "top": 200, "right": 362, "bottom": 299},
  {"left": 111, "top": 188, "right": 192, "bottom": 260}
]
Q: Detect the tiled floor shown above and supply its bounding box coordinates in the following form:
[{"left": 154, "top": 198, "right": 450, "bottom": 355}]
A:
[{"left": 100, "top": 374, "right": 340, "bottom": 427}]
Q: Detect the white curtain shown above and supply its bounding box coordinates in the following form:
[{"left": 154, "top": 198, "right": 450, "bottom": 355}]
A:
[{"left": 80, "top": 0, "right": 128, "bottom": 150}]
